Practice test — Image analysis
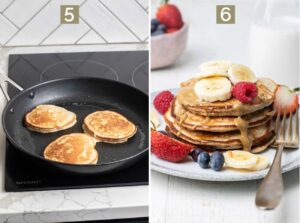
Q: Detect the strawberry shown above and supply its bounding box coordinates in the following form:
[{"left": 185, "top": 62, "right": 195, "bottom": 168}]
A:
[
  {"left": 156, "top": 1, "right": 183, "bottom": 29},
  {"left": 153, "top": 90, "right": 174, "bottom": 115},
  {"left": 151, "top": 130, "right": 193, "bottom": 162},
  {"left": 166, "top": 28, "right": 179, "bottom": 33},
  {"left": 274, "top": 85, "right": 299, "bottom": 116}
]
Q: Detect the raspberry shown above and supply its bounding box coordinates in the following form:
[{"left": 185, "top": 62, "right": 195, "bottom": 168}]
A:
[
  {"left": 151, "top": 130, "right": 193, "bottom": 162},
  {"left": 232, "top": 82, "right": 258, "bottom": 103},
  {"left": 153, "top": 91, "right": 174, "bottom": 114}
]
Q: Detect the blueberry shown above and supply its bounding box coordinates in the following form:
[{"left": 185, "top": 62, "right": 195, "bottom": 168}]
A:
[
  {"left": 151, "top": 18, "right": 160, "bottom": 26},
  {"left": 190, "top": 148, "right": 203, "bottom": 162},
  {"left": 151, "top": 30, "right": 165, "bottom": 36},
  {"left": 157, "top": 24, "right": 166, "bottom": 31},
  {"left": 197, "top": 152, "right": 210, "bottom": 169},
  {"left": 151, "top": 24, "right": 156, "bottom": 33},
  {"left": 210, "top": 151, "right": 224, "bottom": 171},
  {"left": 151, "top": 19, "right": 160, "bottom": 32}
]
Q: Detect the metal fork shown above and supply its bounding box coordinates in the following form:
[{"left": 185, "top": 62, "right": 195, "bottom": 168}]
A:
[{"left": 255, "top": 108, "right": 299, "bottom": 210}]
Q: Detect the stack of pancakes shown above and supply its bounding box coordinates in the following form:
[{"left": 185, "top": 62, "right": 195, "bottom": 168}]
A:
[{"left": 164, "top": 76, "right": 278, "bottom": 153}]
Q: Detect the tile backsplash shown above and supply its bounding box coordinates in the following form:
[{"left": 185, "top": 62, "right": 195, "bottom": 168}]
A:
[{"left": 0, "top": 0, "right": 149, "bottom": 47}]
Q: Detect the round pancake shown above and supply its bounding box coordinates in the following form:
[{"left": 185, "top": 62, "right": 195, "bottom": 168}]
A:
[
  {"left": 164, "top": 110, "right": 275, "bottom": 152},
  {"left": 44, "top": 133, "right": 97, "bottom": 164},
  {"left": 171, "top": 99, "right": 275, "bottom": 132},
  {"left": 177, "top": 78, "right": 277, "bottom": 116},
  {"left": 25, "top": 105, "right": 76, "bottom": 133},
  {"left": 83, "top": 111, "right": 137, "bottom": 143}
]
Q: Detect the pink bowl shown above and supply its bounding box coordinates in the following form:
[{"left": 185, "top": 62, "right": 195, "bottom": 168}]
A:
[{"left": 151, "top": 23, "right": 188, "bottom": 70}]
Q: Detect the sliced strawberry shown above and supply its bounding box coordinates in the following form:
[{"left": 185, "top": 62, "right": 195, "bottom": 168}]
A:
[
  {"left": 274, "top": 85, "right": 299, "bottom": 116},
  {"left": 151, "top": 130, "right": 193, "bottom": 162}
]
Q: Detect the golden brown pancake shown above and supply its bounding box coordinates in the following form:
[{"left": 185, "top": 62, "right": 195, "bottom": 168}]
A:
[
  {"left": 171, "top": 99, "right": 275, "bottom": 132},
  {"left": 44, "top": 133, "right": 98, "bottom": 164},
  {"left": 83, "top": 111, "right": 137, "bottom": 143},
  {"left": 177, "top": 78, "right": 277, "bottom": 116},
  {"left": 25, "top": 105, "right": 76, "bottom": 133},
  {"left": 164, "top": 110, "right": 275, "bottom": 153},
  {"left": 158, "top": 76, "right": 277, "bottom": 154}
]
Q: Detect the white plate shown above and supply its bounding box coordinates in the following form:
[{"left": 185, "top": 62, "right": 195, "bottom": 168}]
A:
[{"left": 151, "top": 89, "right": 300, "bottom": 181}]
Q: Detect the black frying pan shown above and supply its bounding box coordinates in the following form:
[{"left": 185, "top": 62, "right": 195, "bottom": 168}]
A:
[{"left": 1, "top": 75, "right": 148, "bottom": 174}]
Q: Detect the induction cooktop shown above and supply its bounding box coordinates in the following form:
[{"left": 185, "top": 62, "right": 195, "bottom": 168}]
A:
[{"left": 5, "top": 51, "right": 149, "bottom": 192}]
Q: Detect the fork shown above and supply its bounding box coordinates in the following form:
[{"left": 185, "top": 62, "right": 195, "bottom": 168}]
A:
[{"left": 255, "top": 108, "right": 299, "bottom": 210}]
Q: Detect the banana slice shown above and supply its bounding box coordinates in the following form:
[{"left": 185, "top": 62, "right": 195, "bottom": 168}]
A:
[
  {"left": 248, "top": 155, "right": 269, "bottom": 171},
  {"left": 224, "top": 150, "right": 258, "bottom": 169},
  {"left": 197, "top": 73, "right": 228, "bottom": 79},
  {"left": 151, "top": 109, "right": 160, "bottom": 129},
  {"left": 194, "top": 76, "right": 232, "bottom": 102},
  {"left": 228, "top": 64, "right": 257, "bottom": 84},
  {"left": 257, "top": 77, "right": 278, "bottom": 94},
  {"left": 199, "top": 60, "right": 232, "bottom": 76}
]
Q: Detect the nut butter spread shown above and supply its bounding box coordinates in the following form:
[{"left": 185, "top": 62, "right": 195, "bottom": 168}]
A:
[{"left": 234, "top": 116, "right": 253, "bottom": 152}]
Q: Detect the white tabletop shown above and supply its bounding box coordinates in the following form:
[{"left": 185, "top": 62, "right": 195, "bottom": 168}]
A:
[
  {"left": 0, "top": 44, "right": 149, "bottom": 223},
  {"left": 151, "top": 0, "right": 299, "bottom": 222},
  {"left": 151, "top": 170, "right": 299, "bottom": 223}
]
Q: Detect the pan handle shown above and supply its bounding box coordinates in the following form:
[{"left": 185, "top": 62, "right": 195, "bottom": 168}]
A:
[{"left": 0, "top": 73, "right": 23, "bottom": 101}]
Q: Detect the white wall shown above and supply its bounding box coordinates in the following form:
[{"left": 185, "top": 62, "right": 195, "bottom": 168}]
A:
[
  {"left": 0, "top": 0, "right": 149, "bottom": 47},
  {"left": 151, "top": 0, "right": 257, "bottom": 64}
]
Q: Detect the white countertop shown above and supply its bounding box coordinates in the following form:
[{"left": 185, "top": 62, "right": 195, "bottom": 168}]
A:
[
  {"left": 0, "top": 44, "right": 149, "bottom": 223},
  {"left": 151, "top": 0, "right": 299, "bottom": 222}
]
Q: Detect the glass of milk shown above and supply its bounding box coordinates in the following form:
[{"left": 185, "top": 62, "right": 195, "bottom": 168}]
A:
[{"left": 248, "top": 0, "right": 299, "bottom": 88}]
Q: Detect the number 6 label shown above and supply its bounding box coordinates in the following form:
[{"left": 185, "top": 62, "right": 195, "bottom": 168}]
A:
[
  {"left": 61, "top": 5, "right": 79, "bottom": 24},
  {"left": 216, "top": 5, "right": 235, "bottom": 24}
]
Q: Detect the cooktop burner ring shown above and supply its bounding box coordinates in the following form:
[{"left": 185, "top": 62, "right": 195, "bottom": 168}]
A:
[
  {"left": 40, "top": 59, "right": 119, "bottom": 82},
  {"left": 131, "top": 60, "right": 148, "bottom": 91}
]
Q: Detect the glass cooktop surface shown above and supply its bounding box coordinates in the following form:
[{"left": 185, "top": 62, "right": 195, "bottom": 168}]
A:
[{"left": 5, "top": 51, "right": 149, "bottom": 192}]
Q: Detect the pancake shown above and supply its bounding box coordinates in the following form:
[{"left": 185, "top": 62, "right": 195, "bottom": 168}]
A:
[
  {"left": 44, "top": 133, "right": 98, "bottom": 164},
  {"left": 164, "top": 110, "right": 275, "bottom": 153},
  {"left": 171, "top": 99, "right": 275, "bottom": 132},
  {"left": 25, "top": 105, "right": 76, "bottom": 133},
  {"left": 177, "top": 78, "right": 277, "bottom": 116},
  {"left": 83, "top": 111, "right": 137, "bottom": 143}
]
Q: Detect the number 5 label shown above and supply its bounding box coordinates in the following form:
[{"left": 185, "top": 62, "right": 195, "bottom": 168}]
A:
[
  {"left": 216, "top": 5, "right": 235, "bottom": 24},
  {"left": 61, "top": 5, "right": 79, "bottom": 24}
]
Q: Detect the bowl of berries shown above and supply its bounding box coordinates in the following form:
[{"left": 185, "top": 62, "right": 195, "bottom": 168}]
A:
[{"left": 151, "top": 1, "right": 188, "bottom": 70}]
